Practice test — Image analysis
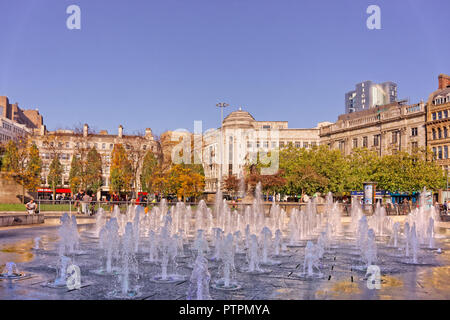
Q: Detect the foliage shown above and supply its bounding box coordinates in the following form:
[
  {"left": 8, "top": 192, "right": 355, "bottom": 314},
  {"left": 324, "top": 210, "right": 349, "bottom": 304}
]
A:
[{"left": 110, "top": 144, "right": 133, "bottom": 193}]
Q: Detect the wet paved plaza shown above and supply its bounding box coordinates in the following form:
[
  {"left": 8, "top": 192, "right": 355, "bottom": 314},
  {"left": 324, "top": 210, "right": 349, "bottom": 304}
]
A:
[{"left": 1, "top": 217, "right": 450, "bottom": 300}]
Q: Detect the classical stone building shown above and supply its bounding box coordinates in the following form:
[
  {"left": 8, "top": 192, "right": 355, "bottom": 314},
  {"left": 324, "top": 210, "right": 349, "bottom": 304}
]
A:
[
  {"left": 426, "top": 74, "right": 450, "bottom": 170},
  {"left": 0, "top": 116, "right": 30, "bottom": 144},
  {"left": 161, "top": 109, "right": 330, "bottom": 193},
  {"left": 32, "top": 124, "right": 161, "bottom": 196},
  {"left": 320, "top": 100, "right": 427, "bottom": 156}
]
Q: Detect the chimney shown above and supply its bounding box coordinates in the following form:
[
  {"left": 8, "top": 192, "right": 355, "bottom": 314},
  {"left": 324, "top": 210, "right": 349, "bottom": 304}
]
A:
[
  {"left": 83, "top": 124, "right": 89, "bottom": 137},
  {"left": 118, "top": 125, "right": 123, "bottom": 138},
  {"left": 438, "top": 74, "right": 450, "bottom": 90},
  {"left": 145, "top": 128, "right": 153, "bottom": 138}
]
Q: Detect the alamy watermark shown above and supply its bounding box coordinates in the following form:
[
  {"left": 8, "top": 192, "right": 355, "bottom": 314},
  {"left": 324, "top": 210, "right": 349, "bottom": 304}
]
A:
[
  {"left": 366, "top": 5, "right": 381, "bottom": 30},
  {"left": 169, "top": 121, "right": 280, "bottom": 175},
  {"left": 366, "top": 265, "right": 381, "bottom": 290},
  {"left": 66, "top": 264, "right": 81, "bottom": 290},
  {"left": 66, "top": 5, "right": 81, "bottom": 30}
]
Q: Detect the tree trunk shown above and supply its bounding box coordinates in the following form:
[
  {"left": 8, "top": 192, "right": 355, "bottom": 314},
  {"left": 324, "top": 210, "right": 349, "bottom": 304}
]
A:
[{"left": 22, "top": 184, "right": 25, "bottom": 204}]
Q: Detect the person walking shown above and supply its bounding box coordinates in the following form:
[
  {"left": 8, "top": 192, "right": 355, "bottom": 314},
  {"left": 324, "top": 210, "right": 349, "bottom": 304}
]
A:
[{"left": 82, "top": 192, "right": 91, "bottom": 215}]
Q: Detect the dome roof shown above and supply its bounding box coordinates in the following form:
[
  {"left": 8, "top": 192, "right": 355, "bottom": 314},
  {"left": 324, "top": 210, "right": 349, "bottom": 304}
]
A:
[{"left": 222, "top": 110, "right": 256, "bottom": 129}]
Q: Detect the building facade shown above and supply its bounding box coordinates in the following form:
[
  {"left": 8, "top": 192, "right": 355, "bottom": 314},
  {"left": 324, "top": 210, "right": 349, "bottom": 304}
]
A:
[
  {"left": 0, "top": 116, "right": 30, "bottom": 144},
  {"left": 0, "top": 96, "right": 44, "bottom": 130},
  {"left": 32, "top": 124, "right": 161, "bottom": 196},
  {"left": 161, "top": 109, "right": 329, "bottom": 193},
  {"left": 321, "top": 100, "right": 426, "bottom": 156},
  {"left": 426, "top": 74, "right": 450, "bottom": 170},
  {"left": 345, "top": 81, "right": 398, "bottom": 114}
]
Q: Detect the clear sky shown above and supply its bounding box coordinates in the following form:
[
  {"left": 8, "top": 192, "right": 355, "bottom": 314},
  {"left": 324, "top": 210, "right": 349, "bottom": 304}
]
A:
[{"left": 0, "top": 0, "right": 449, "bottom": 136}]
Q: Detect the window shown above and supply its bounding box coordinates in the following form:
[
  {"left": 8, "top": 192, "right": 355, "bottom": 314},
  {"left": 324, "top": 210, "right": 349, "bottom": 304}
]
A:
[
  {"left": 438, "top": 128, "right": 442, "bottom": 139},
  {"left": 438, "top": 111, "right": 443, "bottom": 119},
  {"left": 353, "top": 138, "right": 358, "bottom": 148},
  {"left": 432, "top": 113, "right": 437, "bottom": 120},
  {"left": 392, "top": 131, "right": 398, "bottom": 144},
  {"left": 373, "top": 135, "right": 380, "bottom": 147},
  {"left": 295, "top": 141, "right": 301, "bottom": 148},
  {"left": 262, "top": 125, "right": 271, "bottom": 129},
  {"left": 438, "top": 146, "right": 443, "bottom": 160},
  {"left": 263, "top": 141, "right": 269, "bottom": 148},
  {"left": 247, "top": 141, "right": 252, "bottom": 148},
  {"left": 65, "top": 142, "right": 69, "bottom": 148},
  {"left": 363, "top": 136, "right": 368, "bottom": 148},
  {"left": 311, "top": 142, "right": 317, "bottom": 147},
  {"left": 445, "top": 146, "right": 448, "bottom": 159},
  {"left": 411, "top": 141, "right": 418, "bottom": 152},
  {"left": 445, "top": 127, "right": 448, "bottom": 139},
  {"left": 303, "top": 142, "right": 309, "bottom": 148},
  {"left": 271, "top": 141, "right": 277, "bottom": 148},
  {"left": 445, "top": 110, "right": 448, "bottom": 118},
  {"left": 432, "top": 147, "right": 437, "bottom": 159},
  {"left": 432, "top": 129, "right": 436, "bottom": 140},
  {"left": 102, "top": 143, "right": 106, "bottom": 149},
  {"left": 411, "top": 127, "right": 418, "bottom": 136}
]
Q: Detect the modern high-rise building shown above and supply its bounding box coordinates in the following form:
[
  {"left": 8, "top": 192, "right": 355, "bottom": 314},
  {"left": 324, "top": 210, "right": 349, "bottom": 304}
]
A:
[{"left": 345, "top": 81, "right": 398, "bottom": 113}]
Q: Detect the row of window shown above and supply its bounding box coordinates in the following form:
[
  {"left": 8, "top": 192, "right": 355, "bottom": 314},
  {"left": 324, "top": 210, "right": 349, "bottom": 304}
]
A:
[
  {"left": 42, "top": 141, "right": 153, "bottom": 151},
  {"left": 431, "top": 127, "right": 449, "bottom": 140},
  {"left": 0, "top": 133, "right": 12, "bottom": 142},
  {"left": 431, "top": 110, "right": 449, "bottom": 120},
  {"left": 245, "top": 141, "right": 318, "bottom": 149},
  {"left": 433, "top": 146, "right": 450, "bottom": 160},
  {"left": 433, "top": 96, "right": 450, "bottom": 106}
]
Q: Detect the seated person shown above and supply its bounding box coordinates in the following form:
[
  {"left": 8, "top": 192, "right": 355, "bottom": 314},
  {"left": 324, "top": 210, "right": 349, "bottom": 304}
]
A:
[{"left": 25, "top": 199, "right": 37, "bottom": 215}]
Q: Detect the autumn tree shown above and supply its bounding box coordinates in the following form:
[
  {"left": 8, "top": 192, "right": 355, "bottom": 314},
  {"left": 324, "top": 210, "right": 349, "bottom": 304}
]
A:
[
  {"left": 140, "top": 150, "right": 159, "bottom": 194},
  {"left": 1, "top": 139, "right": 42, "bottom": 203},
  {"left": 85, "top": 148, "right": 103, "bottom": 193},
  {"left": 224, "top": 175, "right": 239, "bottom": 197},
  {"left": 48, "top": 156, "right": 63, "bottom": 200},
  {"left": 69, "top": 154, "right": 83, "bottom": 192},
  {"left": 110, "top": 144, "right": 133, "bottom": 193}
]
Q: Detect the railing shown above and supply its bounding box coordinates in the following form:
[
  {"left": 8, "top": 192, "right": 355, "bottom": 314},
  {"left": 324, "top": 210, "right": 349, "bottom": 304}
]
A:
[{"left": 33, "top": 199, "right": 448, "bottom": 218}]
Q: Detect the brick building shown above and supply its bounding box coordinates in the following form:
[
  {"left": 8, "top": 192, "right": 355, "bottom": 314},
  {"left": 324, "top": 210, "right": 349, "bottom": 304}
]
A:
[{"left": 426, "top": 74, "right": 450, "bottom": 169}]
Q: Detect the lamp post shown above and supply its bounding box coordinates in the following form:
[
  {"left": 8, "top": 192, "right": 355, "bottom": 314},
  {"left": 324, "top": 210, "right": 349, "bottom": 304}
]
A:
[{"left": 216, "top": 102, "right": 229, "bottom": 192}]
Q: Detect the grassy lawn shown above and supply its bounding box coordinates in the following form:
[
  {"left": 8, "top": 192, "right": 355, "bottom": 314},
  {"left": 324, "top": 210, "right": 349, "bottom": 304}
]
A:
[{"left": 0, "top": 203, "right": 71, "bottom": 212}]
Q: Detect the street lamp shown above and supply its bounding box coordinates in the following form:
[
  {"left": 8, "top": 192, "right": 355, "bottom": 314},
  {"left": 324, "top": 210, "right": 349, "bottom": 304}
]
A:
[{"left": 216, "top": 102, "right": 229, "bottom": 192}]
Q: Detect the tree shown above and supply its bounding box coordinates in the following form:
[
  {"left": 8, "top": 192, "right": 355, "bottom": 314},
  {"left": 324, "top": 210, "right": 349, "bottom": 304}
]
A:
[
  {"left": 69, "top": 154, "right": 83, "bottom": 192},
  {"left": 1, "top": 139, "right": 42, "bottom": 203},
  {"left": 346, "top": 148, "right": 379, "bottom": 191},
  {"left": 48, "top": 156, "right": 63, "bottom": 200},
  {"left": 110, "top": 144, "right": 133, "bottom": 193},
  {"left": 140, "top": 150, "right": 159, "bottom": 194},
  {"left": 224, "top": 175, "right": 239, "bottom": 197},
  {"left": 85, "top": 148, "right": 103, "bottom": 193}
]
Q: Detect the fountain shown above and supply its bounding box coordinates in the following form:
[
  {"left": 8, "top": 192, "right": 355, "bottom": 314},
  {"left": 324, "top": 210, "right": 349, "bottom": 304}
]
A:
[
  {"left": 260, "top": 227, "right": 281, "bottom": 266},
  {"left": 116, "top": 222, "right": 139, "bottom": 297},
  {"left": 241, "top": 234, "right": 270, "bottom": 274},
  {"left": 212, "top": 233, "right": 241, "bottom": 290},
  {"left": 294, "top": 241, "right": 323, "bottom": 278},
  {"left": 151, "top": 218, "right": 185, "bottom": 283},
  {"left": 92, "top": 218, "right": 120, "bottom": 275},
  {"left": 44, "top": 255, "right": 72, "bottom": 288},
  {"left": 33, "top": 237, "right": 42, "bottom": 250},
  {"left": 187, "top": 255, "right": 212, "bottom": 300},
  {"left": 0, "top": 262, "right": 26, "bottom": 280}
]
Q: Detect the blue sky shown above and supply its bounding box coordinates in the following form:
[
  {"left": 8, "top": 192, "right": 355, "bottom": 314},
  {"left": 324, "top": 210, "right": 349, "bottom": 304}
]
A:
[{"left": 0, "top": 0, "right": 449, "bottom": 136}]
